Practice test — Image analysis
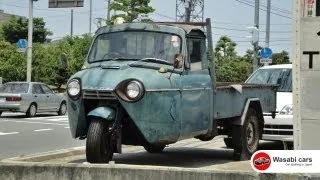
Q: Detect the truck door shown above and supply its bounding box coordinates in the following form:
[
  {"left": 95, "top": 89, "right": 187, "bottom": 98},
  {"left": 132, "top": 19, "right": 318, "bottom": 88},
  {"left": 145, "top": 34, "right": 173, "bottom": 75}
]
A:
[{"left": 180, "top": 37, "right": 213, "bottom": 138}]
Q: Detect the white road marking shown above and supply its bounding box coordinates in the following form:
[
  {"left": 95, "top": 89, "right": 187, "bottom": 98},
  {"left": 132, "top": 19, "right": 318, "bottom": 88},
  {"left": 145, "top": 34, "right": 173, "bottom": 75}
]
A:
[
  {"left": 0, "top": 132, "right": 19, "bottom": 136},
  {"left": 34, "top": 129, "right": 53, "bottom": 132},
  {"left": 25, "top": 116, "right": 68, "bottom": 120},
  {"left": 64, "top": 127, "right": 70, "bottom": 129},
  {"left": 2, "top": 120, "right": 68, "bottom": 126}
]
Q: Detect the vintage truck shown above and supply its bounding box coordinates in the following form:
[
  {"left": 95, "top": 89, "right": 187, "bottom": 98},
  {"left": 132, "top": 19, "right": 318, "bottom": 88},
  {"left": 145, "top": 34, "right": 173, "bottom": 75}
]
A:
[{"left": 65, "top": 18, "right": 277, "bottom": 163}]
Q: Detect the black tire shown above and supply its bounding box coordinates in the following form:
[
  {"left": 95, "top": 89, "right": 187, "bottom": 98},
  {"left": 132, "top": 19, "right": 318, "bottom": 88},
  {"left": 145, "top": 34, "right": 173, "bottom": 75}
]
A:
[
  {"left": 86, "top": 119, "right": 113, "bottom": 163},
  {"left": 57, "top": 102, "right": 67, "bottom": 116},
  {"left": 0, "top": 111, "right": 2, "bottom": 116},
  {"left": 26, "top": 103, "right": 37, "bottom": 117},
  {"left": 224, "top": 137, "right": 233, "bottom": 148},
  {"left": 144, "top": 144, "right": 165, "bottom": 153},
  {"left": 233, "top": 108, "right": 260, "bottom": 161}
]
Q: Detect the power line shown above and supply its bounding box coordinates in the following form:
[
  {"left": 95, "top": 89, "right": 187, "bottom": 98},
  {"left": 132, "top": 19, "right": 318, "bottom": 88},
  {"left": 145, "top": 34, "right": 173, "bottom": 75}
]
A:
[
  {"left": 235, "top": 0, "right": 292, "bottom": 19},
  {"left": 0, "top": 2, "right": 69, "bottom": 12}
]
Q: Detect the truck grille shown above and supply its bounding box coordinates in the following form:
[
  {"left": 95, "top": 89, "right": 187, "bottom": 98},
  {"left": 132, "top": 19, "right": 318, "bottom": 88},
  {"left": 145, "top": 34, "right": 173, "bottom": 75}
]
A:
[
  {"left": 263, "top": 125, "right": 293, "bottom": 135},
  {"left": 82, "top": 90, "right": 117, "bottom": 100}
]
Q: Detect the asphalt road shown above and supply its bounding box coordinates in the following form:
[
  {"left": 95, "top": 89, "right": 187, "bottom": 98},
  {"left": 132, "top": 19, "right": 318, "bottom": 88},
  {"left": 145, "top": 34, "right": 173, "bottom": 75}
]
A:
[
  {"left": 0, "top": 112, "right": 286, "bottom": 162},
  {"left": 0, "top": 112, "right": 85, "bottom": 160}
]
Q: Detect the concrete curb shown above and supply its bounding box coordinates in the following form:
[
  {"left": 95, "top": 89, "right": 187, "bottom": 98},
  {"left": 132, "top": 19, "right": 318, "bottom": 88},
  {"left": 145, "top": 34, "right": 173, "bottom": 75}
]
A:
[{"left": 0, "top": 162, "right": 313, "bottom": 180}]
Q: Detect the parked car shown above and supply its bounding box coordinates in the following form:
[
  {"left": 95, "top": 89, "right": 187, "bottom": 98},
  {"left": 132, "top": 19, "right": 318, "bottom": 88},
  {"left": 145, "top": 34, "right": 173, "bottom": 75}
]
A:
[
  {"left": 247, "top": 64, "right": 293, "bottom": 146},
  {"left": 0, "top": 82, "right": 67, "bottom": 117}
]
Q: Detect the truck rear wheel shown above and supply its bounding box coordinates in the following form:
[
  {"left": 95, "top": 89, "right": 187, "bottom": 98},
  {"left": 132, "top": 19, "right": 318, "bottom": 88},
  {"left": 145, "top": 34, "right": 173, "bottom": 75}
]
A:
[
  {"left": 86, "top": 119, "right": 113, "bottom": 163},
  {"left": 233, "top": 108, "right": 260, "bottom": 161},
  {"left": 144, "top": 144, "right": 165, "bottom": 153}
]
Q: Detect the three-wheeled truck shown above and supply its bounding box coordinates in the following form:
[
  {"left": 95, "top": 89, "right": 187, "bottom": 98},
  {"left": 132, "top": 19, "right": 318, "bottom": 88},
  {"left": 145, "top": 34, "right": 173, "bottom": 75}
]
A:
[{"left": 66, "top": 18, "right": 277, "bottom": 163}]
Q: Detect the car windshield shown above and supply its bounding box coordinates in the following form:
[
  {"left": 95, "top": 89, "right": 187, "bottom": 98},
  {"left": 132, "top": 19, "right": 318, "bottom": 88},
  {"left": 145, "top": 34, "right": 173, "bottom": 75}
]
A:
[
  {"left": 246, "top": 68, "right": 292, "bottom": 92},
  {"left": 0, "top": 83, "right": 29, "bottom": 93},
  {"left": 87, "top": 31, "right": 181, "bottom": 64}
]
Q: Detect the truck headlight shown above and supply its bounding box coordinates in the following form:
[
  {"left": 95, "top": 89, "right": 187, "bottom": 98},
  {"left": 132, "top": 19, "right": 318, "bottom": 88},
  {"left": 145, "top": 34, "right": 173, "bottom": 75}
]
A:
[
  {"left": 126, "top": 81, "right": 143, "bottom": 100},
  {"left": 115, "top": 79, "right": 145, "bottom": 102},
  {"left": 280, "top": 104, "right": 293, "bottom": 115},
  {"left": 67, "top": 79, "right": 81, "bottom": 99}
]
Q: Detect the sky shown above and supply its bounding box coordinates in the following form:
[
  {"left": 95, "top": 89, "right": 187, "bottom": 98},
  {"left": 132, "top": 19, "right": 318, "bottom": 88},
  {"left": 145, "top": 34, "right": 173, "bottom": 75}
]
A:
[{"left": 0, "top": 0, "right": 293, "bottom": 57}]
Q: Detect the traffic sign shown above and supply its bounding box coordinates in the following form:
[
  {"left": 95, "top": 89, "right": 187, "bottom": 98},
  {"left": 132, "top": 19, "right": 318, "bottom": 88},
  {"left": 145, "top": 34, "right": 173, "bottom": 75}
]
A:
[
  {"left": 17, "top": 39, "right": 27, "bottom": 53},
  {"left": 260, "top": 47, "right": 273, "bottom": 59}
]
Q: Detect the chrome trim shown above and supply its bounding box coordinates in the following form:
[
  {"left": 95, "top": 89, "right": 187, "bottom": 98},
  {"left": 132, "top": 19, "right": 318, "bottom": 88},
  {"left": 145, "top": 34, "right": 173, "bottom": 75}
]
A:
[
  {"left": 82, "top": 90, "right": 117, "bottom": 100},
  {"left": 146, "top": 89, "right": 180, "bottom": 92}
]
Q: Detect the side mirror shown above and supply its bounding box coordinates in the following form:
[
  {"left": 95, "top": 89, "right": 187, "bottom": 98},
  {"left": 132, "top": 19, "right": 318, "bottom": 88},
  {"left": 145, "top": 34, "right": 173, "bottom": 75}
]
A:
[
  {"left": 173, "top": 53, "right": 183, "bottom": 69},
  {"left": 60, "top": 53, "right": 68, "bottom": 69}
]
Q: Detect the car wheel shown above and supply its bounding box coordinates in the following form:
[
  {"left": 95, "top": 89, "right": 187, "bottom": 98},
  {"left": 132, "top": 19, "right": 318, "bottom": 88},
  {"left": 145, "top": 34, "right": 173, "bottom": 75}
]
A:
[
  {"left": 57, "top": 102, "right": 67, "bottom": 116},
  {"left": 26, "top": 103, "right": 37, "bottom": 117},
  {"left": 0, "top": 111, "right": 2, "bottom": 116},
  {"left": 143, "top": 144, "right": 165, "bottom": 153},
  {"left": 86, "top": 119, "right": 113, "bottom": 163}
]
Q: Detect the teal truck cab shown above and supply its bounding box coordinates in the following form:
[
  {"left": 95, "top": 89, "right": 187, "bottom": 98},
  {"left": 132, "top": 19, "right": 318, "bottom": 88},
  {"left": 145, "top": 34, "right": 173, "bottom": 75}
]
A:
[{"left": 66, "top": 18, "right": 277, "bottom": 163}]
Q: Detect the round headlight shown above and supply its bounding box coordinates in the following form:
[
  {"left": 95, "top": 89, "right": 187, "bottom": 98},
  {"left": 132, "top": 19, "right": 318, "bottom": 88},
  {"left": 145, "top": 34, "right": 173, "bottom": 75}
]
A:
[
  {"left": 67, "top": 79, "right": 81, "bottom": 98},
  {"left": 125, "top": 81, "right": 143, "bottom": 100}
]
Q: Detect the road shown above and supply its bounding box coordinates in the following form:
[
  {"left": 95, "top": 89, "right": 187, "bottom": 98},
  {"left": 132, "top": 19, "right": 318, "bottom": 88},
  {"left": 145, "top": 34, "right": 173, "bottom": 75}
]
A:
[
  {"left": 0, "top": 112, "right": 286, "bottom": 162},
  {"left": 0, "top": 112, "right": 85, "bottom": 160}
]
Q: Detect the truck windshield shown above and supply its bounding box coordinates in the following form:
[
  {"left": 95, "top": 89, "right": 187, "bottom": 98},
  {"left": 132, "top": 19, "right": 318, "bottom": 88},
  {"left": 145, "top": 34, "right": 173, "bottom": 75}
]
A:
[
  {"left": 246, "top": 68, "right": 292, "bottom": 92},
  {"left": 0, "top": 83, "right": 29, "bottom": 94},
  {"left": 88, "top": 31, "right": 181, "bottom": 64}
]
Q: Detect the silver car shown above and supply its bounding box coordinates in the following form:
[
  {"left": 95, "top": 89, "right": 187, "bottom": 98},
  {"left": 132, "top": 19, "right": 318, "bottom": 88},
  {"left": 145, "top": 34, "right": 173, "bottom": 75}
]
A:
[{"left": 0, "top": 82, "right": 67, "bottom": 117}]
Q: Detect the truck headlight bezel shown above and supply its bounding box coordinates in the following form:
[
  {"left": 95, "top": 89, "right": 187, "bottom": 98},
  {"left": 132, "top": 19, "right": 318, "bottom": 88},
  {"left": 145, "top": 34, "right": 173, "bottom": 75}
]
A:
[
  {"left": 67, "top": 79, "right": 81, "bottom": 100},
  {"left": 115, "top": 79, "right": 145, "bottom": 102}
]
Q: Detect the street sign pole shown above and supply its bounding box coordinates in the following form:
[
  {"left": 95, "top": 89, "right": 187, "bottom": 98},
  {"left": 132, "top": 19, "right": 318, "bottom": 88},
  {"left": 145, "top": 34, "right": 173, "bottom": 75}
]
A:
[{"left": 27, "top": 0, "right": 34, "bottom": 82}]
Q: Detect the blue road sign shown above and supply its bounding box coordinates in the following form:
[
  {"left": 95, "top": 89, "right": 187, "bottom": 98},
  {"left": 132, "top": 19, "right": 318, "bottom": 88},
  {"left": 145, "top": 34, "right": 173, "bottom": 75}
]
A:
[
  {"left": 17, "top": 39, "right": 27, "bottom": 49},
  {"left": 260, "top": 47, "right": 273, "bottom": 59}
]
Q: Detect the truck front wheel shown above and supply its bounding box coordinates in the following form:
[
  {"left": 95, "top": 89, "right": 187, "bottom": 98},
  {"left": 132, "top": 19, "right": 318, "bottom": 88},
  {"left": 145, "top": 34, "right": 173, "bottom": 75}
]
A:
[
  {"left": 86, "top": 119, "right": 113, "bottom": 163},
  {"left": 144, "top": 144, "right": 165, "bottom": 153},
  {"left": 233, "top": 108, "right": 260, "bottom": 161}
]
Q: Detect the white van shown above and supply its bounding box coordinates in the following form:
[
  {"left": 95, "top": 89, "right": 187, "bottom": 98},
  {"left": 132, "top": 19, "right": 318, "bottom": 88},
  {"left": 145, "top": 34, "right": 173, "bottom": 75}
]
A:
[{"left": 245, "top": 64, "right": 293, "bottom": 147}]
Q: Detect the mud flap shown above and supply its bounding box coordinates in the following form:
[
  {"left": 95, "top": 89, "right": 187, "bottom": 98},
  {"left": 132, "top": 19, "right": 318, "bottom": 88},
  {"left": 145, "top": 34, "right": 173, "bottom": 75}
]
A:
[{"left": 232, "top": 124, "right": 243, "bottom": 160}]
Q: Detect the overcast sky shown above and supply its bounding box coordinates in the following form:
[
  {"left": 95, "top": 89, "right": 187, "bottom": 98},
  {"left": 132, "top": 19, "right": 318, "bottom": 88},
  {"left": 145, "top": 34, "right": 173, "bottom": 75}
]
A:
[{"left": 0, "top": 0, "right": 292, "bottom": 57}]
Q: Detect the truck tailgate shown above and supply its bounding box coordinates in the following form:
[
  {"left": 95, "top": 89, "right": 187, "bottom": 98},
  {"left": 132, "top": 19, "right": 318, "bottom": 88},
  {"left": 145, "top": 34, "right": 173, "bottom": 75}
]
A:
[{"left": 214, "top": 83, "right": 277, "bottom": 119}]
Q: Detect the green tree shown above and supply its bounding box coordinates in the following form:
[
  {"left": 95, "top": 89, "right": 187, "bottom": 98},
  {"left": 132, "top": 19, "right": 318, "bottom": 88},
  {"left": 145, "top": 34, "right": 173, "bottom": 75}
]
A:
[
  {"left": 1, "top": 16, "right": 52, "bottom": 43},
  {"left": 241, "top": 49, "right": 254, "bottom": 63},
  {"left": 214, "top": 36, "right": 237, "bottom": 61},
  {"left": 271, "top": 50, "right": 290, "bottom": 64},
  {"left": 109, "top": 0, "right": 155, "bottom": 24}
]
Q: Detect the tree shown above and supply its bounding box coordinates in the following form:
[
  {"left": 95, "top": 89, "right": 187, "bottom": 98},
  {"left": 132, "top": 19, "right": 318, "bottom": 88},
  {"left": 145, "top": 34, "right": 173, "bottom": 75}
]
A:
[
  {"left": 271, "top": 50, "right": 290, "bottom": 64},
  {"left": 241, "top": 49, "right": 254, "bottom": 63},
  {"left": 109, "top": 0, "right": 155, "bottom": 24},
  {"left": 1, "top": 16, "right": 52, "bottom": 43},
  {"left": 214, "top": 36, "right": 237, "bottom": 61}
]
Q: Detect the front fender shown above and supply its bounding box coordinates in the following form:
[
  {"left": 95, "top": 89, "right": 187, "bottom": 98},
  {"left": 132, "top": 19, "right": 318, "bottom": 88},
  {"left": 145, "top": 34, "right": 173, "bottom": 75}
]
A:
[{"left": 87, "top": 107, "right": 116, "bottom": 121}]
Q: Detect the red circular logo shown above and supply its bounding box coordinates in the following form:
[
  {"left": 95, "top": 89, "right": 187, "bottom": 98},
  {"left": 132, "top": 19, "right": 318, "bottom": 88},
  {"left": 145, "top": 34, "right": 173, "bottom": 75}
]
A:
[{"left": 252, "top": 152, "right": 271, "bottom": 171}]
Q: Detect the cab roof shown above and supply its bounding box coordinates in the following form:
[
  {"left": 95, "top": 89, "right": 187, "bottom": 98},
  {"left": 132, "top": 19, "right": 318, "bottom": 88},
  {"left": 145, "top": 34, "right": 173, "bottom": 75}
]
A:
[{"left": 259, "top": 64, "right": 292, "bottom": 69}]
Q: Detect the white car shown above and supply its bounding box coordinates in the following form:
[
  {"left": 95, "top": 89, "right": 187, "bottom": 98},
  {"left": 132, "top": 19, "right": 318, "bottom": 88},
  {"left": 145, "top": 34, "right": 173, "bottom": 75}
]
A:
[{"left": 245, "top": 64, "right": 293, "bottom": 147}]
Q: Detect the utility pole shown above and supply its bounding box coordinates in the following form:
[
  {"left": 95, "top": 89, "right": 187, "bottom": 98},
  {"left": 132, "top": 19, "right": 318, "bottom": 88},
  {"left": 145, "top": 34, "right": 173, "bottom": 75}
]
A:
[
  {"left": 89, "top": 0, "right": 92, "bottom": 33},
  {"left": 265, "top": 0, "right": 271, "bottom": 66},
  {"left": 253, "top": 0, "right": 260, "bottom": 72},
  {"left": 71, "top": 9, "right": 74, "bottom": 38},
  {"left": 185, "top": 0, "right": 191, "bottom": 22},
  {"left": 27, "top": 0, "right": 34, "bottom": 82},
  {"left": 107, "top": 0, "right": 111, "bottom": 21},
  {"left": 176, "top": 0, "right": 204, "bottom": 22}
]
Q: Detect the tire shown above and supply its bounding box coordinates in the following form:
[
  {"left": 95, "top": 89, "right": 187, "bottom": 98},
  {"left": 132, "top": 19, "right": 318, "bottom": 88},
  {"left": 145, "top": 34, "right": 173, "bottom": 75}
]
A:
[
  {"left": 86, "top": 119, "right": 113, "bottom": 163},
  {"left": 224, "top": 137, "right": 233, "bottom": 148},
  {"left": 0, "top": 111, "right": 2, "bottom": 116},
  {"left": 233, "top": 108, "right": 260, "bottom": 161},
  {"left": 26, "top": 103, "right": 37, "bottom": 117},
  {"left": 57, "top": 102, "right": 67, "bottom": 116},
  {"left": 144, "top": 144, "right": 165, "bottom": 153}
]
